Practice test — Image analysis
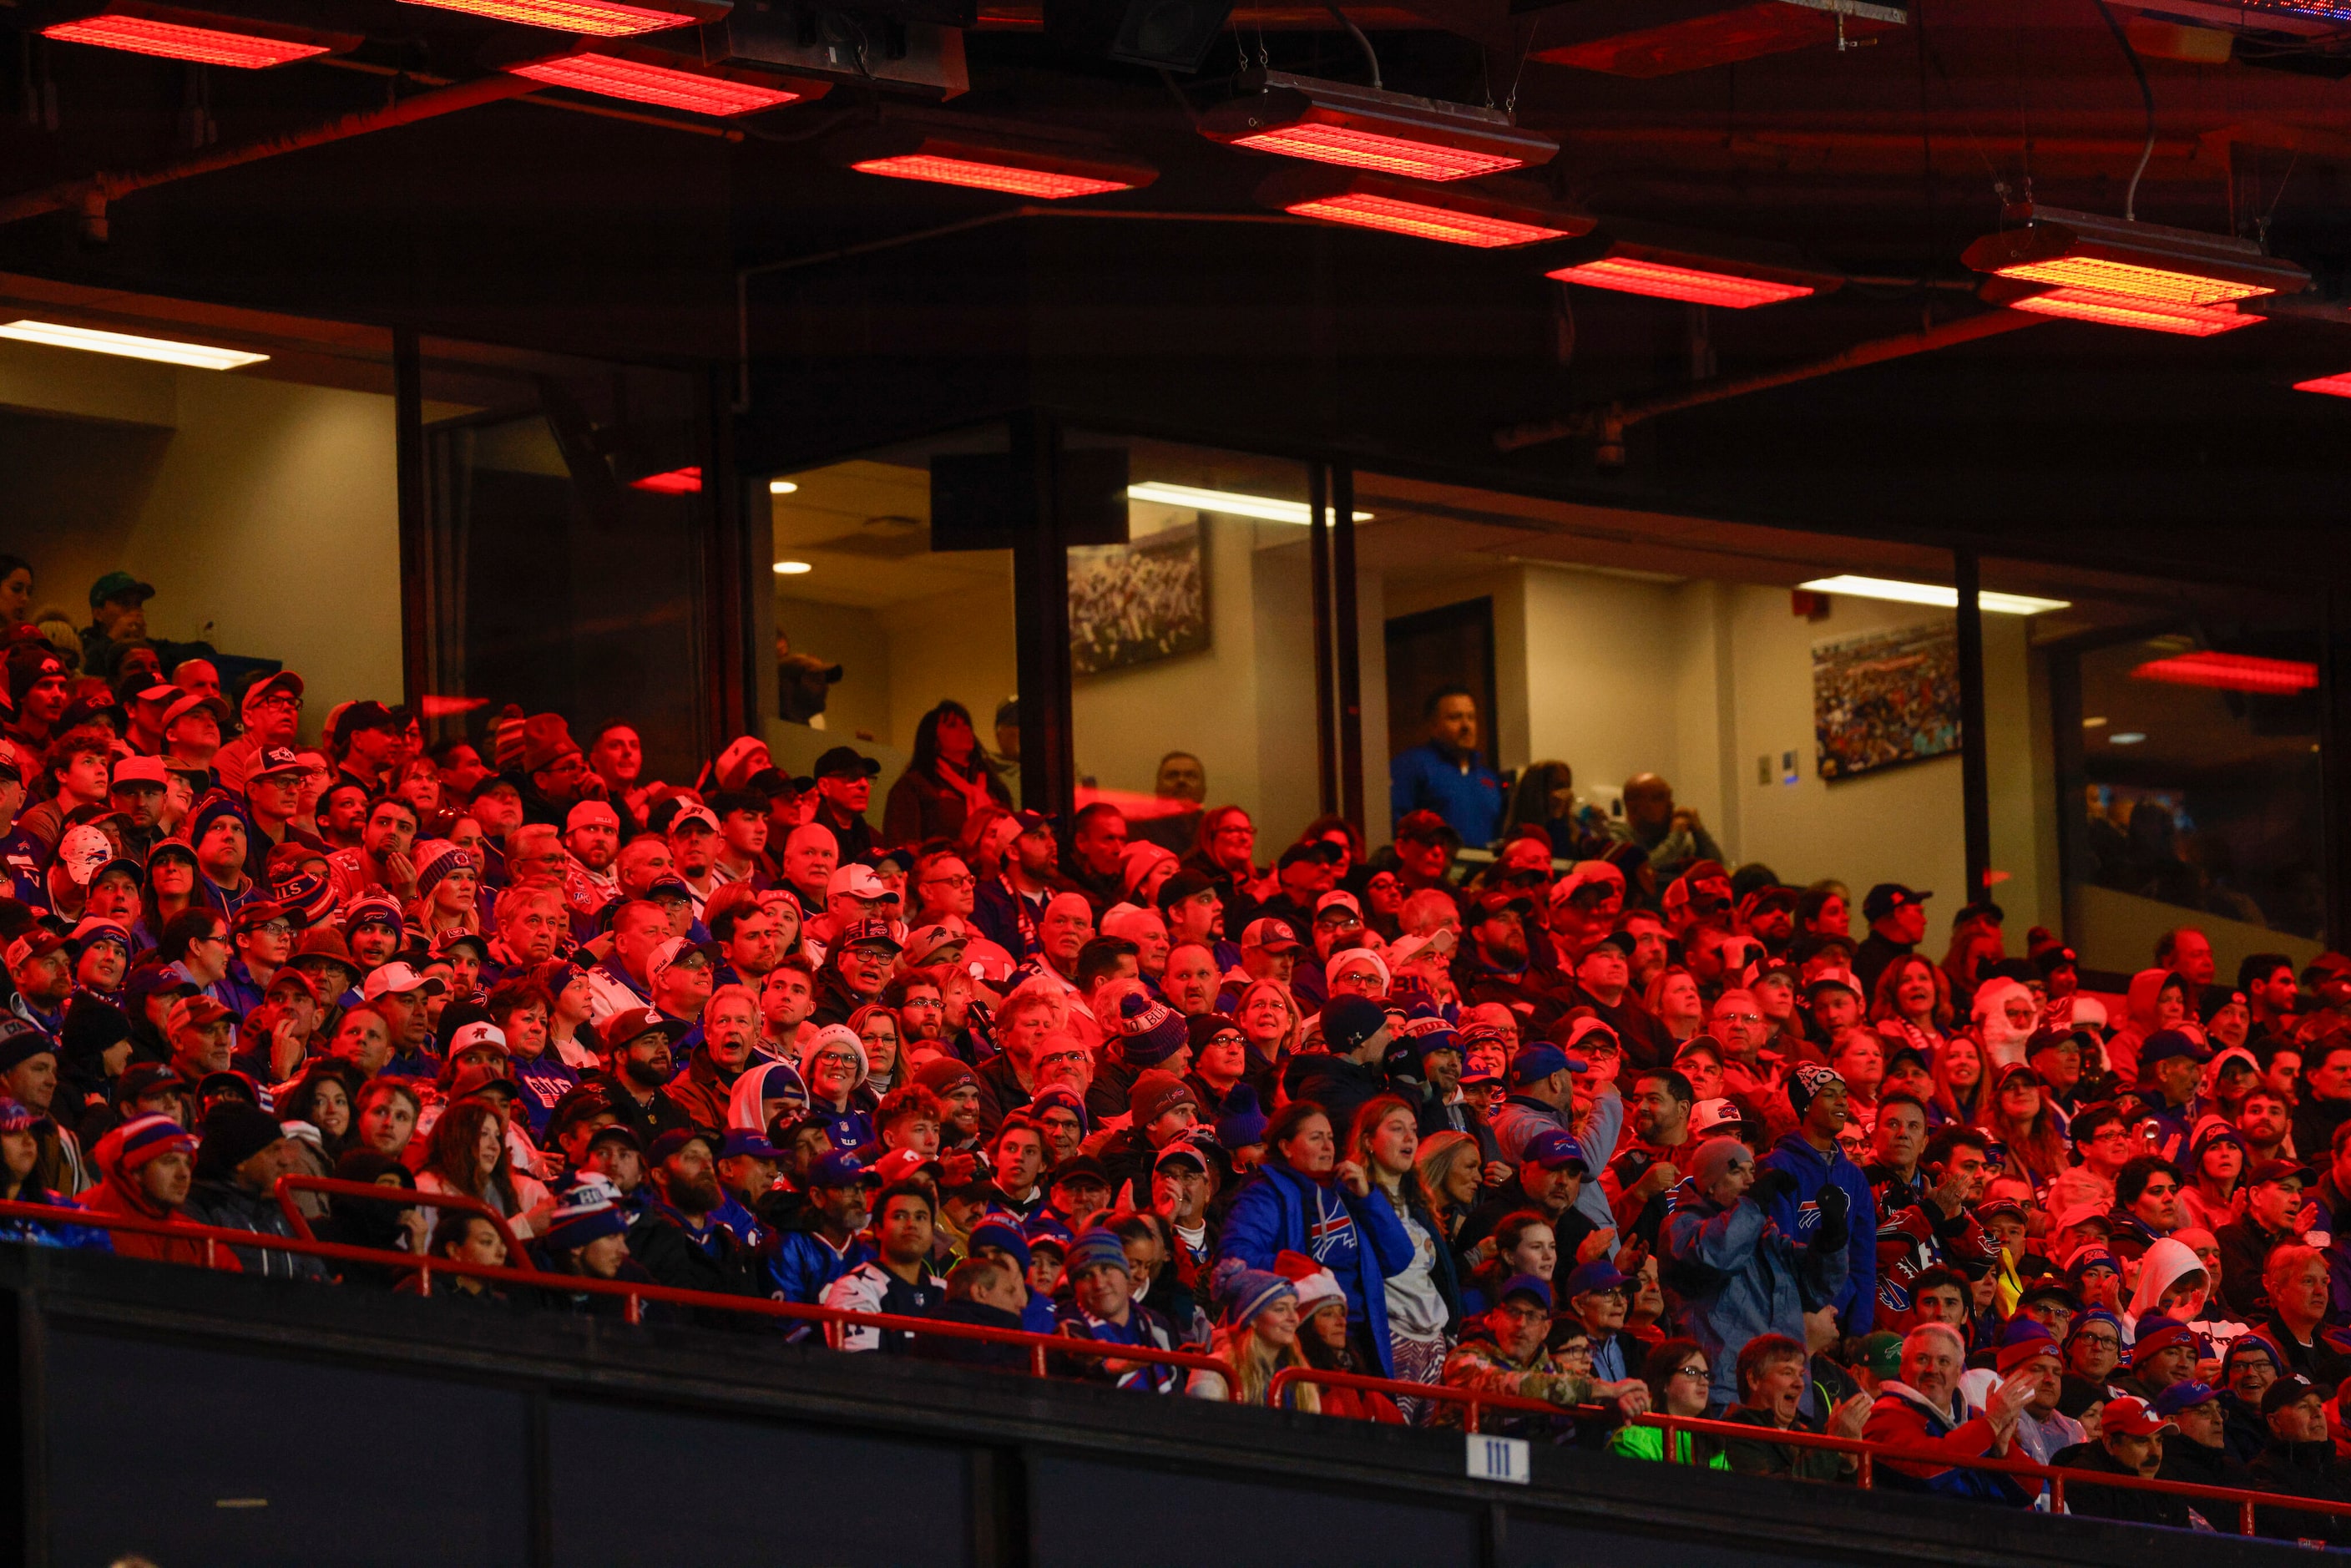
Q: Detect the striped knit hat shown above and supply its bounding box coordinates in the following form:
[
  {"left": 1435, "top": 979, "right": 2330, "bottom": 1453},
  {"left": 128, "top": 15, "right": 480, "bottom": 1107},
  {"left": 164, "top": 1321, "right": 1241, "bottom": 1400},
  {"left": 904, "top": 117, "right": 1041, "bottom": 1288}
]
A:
[{"left": 99, "top": 1114, "right": 197, "bottom": 1176}]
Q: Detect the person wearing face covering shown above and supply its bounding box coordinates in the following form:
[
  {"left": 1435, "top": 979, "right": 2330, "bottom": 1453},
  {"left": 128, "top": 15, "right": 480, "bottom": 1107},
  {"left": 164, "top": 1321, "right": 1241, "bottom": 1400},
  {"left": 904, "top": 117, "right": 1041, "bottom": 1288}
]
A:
[
  {"left": 1663, "top": 1135, "right": 1850, "bottom": 1414},
  {"left": 1967, "top": 978, "right": 2040, "bottom": 1072},
  {"left": 725, "top": 1059, "right": 809, "bottom": 1136}
]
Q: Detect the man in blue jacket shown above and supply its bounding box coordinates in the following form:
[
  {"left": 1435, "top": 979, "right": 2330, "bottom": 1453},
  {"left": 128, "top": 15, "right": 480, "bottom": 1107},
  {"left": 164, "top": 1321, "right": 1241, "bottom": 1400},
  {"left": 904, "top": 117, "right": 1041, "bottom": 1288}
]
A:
[
  {"left": 1388, "top": 686, "right": 1505, "bottom": 848},
  {"left": 1759, "top": 1063, "right": 1878, "bottom": 1338}
]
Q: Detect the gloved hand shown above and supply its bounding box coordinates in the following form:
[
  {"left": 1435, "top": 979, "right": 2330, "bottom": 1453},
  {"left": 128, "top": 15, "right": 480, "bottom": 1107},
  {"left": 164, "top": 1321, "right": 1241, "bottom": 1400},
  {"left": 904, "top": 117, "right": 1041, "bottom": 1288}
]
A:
[
  {"left": 1750, "top": 1167, "right": 1797, "bottom": 1207},
  {"left": 1813, "top": 1181, "right": 1850, "bottom": 1250}
]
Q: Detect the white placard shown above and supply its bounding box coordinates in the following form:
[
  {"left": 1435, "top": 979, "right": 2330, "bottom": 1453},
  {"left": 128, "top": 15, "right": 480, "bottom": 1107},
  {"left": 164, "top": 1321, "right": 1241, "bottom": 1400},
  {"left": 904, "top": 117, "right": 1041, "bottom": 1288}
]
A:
[{"left": 1466, "top": 1433, "right": 1530, "bottom": 1485}]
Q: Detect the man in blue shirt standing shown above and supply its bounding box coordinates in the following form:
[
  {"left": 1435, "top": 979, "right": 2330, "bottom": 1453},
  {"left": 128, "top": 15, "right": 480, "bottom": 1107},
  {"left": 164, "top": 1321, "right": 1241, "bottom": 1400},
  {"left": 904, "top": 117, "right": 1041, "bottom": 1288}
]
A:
[{"left": 1389, "top": 686, "right": 1506, "bottom": 848}]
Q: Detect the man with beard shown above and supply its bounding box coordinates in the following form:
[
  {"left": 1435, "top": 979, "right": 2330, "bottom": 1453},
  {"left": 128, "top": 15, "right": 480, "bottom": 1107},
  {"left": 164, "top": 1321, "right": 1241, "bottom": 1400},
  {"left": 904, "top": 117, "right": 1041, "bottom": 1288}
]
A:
[
  {"left": 625, "top": 1129, "right": 761, "bottom": 1304},
  {"left": 561, "top": 800, "right": 622, "bottom": 920},
  {"left": 326, "top": 795, "right": 421, "bottom": 905},
  {"left": 584, "top": 1007, "right": 696, "bottom": 1148},
  {"left": 1566, "top": 932, "right": 1677, "bottom": 1073},
  {"left": 1454, "top": 889, "right": 1568, "bottom": 1031}
]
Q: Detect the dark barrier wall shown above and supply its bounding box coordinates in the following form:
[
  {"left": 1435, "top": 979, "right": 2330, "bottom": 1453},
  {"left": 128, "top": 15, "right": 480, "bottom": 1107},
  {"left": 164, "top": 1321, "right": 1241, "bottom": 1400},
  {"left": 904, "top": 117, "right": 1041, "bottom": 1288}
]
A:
[{"left": 3, "top": 1248, "right": 2322, "bottom": 1568}]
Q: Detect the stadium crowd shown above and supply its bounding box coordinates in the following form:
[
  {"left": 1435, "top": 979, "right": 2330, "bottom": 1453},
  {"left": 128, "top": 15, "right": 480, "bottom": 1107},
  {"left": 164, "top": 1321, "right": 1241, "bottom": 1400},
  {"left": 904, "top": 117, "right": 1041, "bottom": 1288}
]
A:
[{"left": 4, "top": 558, "right": 2351, "bottom": 1540}]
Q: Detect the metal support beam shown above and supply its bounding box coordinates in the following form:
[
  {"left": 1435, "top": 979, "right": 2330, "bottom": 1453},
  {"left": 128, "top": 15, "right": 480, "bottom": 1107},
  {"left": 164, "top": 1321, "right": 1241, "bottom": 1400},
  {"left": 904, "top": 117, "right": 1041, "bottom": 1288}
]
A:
[
  {"left": 1011, "top": 413, "right": 1075, "bottom": 820},
  {"left": 1955, "top": 549, "right": 1993, "bottom": 903},
  {"left": 1309, "top": 462, "right": 1338, "bottom": 817},
  {"left": 392, "top": 327, "right": 430, "bottom": 716},
  {"left": 1333, "top": 463, "right": 1365, "bottom": 832}
]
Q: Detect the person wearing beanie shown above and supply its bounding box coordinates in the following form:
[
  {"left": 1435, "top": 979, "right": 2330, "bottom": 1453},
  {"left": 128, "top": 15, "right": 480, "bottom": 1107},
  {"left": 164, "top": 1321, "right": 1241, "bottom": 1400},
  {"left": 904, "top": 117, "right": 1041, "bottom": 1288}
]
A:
[
  {"left": 0, "top": 1094, "right": 104, "bottom": 1250},
  {"left": 1280, "top": 994, "right": 1393, "bottom": 1138},
  {"left": 1054, "top": 1222, "right": 1181, "bottom": 1391},
  {"left": 965, "top": 1216, "right": 1054, "bottom": 1334},
  {"left": 1757, "top": 1062, "right": 1878, "bottom": 1340},
  {"left": 1214, "top": 1084, "right": 1269, "bottom": 1169},
  {"left": 1095, "top": 990, "right": 1190, "bottom": 1118},
  {"left": 180, "top": 1100, "right": 327, "bottom": 1281},
  {"left": 1095, "top": 1069, "right": 1199, "bottom": 1207},
  {"left": 538, "top": 1173, "right": 664, "bottom": 1317},
  {"left": 1664, "top": 1135, "right": 1851, "bottom": 1414},
  {"left": 1980, "top": 1321, "right": 2081, "bottom": 1464},
  {"left": 1186, "top": 1257, "right": 1312, "bottom": 1408},
  {"left": 77, "top": 1114, "right": 213, "bottom": 1267},
  {"left": 407, "top": 841, "right": 482, "bottom": 947}
]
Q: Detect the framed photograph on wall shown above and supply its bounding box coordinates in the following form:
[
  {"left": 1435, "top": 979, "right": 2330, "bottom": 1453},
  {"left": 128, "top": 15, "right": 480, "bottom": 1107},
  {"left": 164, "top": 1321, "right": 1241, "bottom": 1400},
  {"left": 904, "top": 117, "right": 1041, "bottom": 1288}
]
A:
[
  {"left": 1813, "top": 620, "right": 1961, "bottom": 780},
  {"left": 1069, "top": 511, "right": 1208, "bottom": 675}
]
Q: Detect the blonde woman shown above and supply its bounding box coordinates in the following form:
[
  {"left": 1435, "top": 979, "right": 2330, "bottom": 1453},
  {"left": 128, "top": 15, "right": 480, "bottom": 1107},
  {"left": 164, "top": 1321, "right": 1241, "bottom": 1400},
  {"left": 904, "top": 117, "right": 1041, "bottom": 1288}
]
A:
[{"left": 1188, "top": 1261, "right": 1319, "bottom": 1410}]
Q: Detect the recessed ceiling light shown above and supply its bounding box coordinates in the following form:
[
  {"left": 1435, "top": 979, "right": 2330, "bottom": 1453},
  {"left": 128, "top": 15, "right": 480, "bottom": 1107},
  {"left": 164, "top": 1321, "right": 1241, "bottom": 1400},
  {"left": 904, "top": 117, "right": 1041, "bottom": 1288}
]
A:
[
  {"left": 1797, "top": 574, "right": 2070, "bottom": 616},
  {"left": 1126, "top": 482, "right": 1370, "bottom": 525},
  {"left": 773, "top": 560, "right": 812, "bottom": 575},
  {"left": 769, "top": 480, "right": 798, "bottom": 494},
  {"left": 0, "top": 319, "right": 266, "bottom": 370},
  {"left": 2110, "top": 731, "right": 2147, "bottom": 746},
  {"left": 2082, "top": 716, "right": 2108, "bottom": 728}
]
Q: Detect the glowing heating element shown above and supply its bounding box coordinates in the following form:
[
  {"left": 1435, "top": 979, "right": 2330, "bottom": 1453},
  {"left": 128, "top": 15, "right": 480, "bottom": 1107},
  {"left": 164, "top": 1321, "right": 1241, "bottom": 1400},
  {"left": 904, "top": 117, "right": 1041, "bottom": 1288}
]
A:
[
  {"left": 1547, "top": 256, "right": 1813, "bottom": 308},
  {"left": 508, "top": 56, "right": 803, "bottom": 115},
  {"left": 43, "top": 13, "right": 329, "bottom": 67},
  {"left": 2294, "top": 372, "right": 2351, "bottom": 399},
  {"left": 2007, "top": 288, "right": 2258, "bottom": 337},
  {"left": 851, "top": 156, "right": 1135, "bottom": 200},
  {"left": 2133, "top": 651, "right": 2318, "bottom": 695},
  {"left": 1991, "top": 255, "right": 2272, "bottom": 307},
  {"left": 1287, "top": 194, "right": 1572, "bottom": 248},
  {"left": 1227, "top": 124, "right": 1524, "bottom": 181},
  {"left": 396, "top": 0, "right": 705, "bottom": 35},
  {"left": 631, "top": 467, "right": 702, "bottom": 493}
]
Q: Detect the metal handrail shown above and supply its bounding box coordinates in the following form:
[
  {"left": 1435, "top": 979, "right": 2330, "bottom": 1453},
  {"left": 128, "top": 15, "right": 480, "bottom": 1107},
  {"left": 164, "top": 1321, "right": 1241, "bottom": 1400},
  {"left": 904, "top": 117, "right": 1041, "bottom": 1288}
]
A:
[
  {"left": 1262, "top": 1363, "right": 2351, "bottom": 1538},
  {"left": 0, "top": 1194, "right": 1236, "bottom": 1388},
  {"left": 273, "top": 1174, "right": 536, "bottom": 1277}
]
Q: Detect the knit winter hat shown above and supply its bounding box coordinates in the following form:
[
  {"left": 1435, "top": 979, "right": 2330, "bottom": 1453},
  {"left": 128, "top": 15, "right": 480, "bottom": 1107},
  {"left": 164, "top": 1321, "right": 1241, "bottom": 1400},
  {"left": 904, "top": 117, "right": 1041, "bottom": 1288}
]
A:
[
  {"left": 1786, "top": 1062, "right": 1844, "bottom": 1120},
  {"left": 0, "top": 1096, "right": 32, "bottom": 1135},
  {"left": 99, "top": 1113, "right": 197, "bottom": 1178},
  {"left": 544, "top": 1173, "right": 630, "bottom": 1254},
  {"left": 2130, "top": 1313, "right": 2196, "bottom": 1367},
  {"left": 1116, "top": 991, "right": 1189, "bottom": 1067},
  {"left": 1211, "top": 1256, "right": 1296, "bottom": 1329},
  {"left": 520, "top": 713, "right": 579, "bottom": 774},
  {"left": 1215, "top": 1084, "right": 1267, "bottom": 1149},
  {"left": 1690, "top": 1136, "right": 1752, "bottom": 1197},
  {"left": 968, "top": 1217, "right": 1032, "bottom": 1272},
  {"left": 412, "top": 841, "right": 474, "bottom": 903},
  {"left": 1028, "top": 1083, "right": 1089, "bottom": 1132},
  {"left": 1064, "top": 1226, "right": 1130, "bottom": 1279},
  {"left": 1995, "top": 1320, "right": 2062, "bottom": 1374},
  {"left": 195, "top": 1100, "right": 288, "bottom": 1180},
  {"left": 1128, "top": 1070, "right": 1196, "bottom": 1132}
]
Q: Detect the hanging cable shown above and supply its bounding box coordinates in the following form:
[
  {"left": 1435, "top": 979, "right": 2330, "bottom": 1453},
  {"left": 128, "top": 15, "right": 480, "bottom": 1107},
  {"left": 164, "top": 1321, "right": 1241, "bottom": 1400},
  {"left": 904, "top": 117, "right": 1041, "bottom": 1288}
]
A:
[
  {"left": 1324, "top": 1, "right": 1380, "bottom": 89},
  {"left": 2090, "top": 0, "right": 2155, "bottom": 220}
]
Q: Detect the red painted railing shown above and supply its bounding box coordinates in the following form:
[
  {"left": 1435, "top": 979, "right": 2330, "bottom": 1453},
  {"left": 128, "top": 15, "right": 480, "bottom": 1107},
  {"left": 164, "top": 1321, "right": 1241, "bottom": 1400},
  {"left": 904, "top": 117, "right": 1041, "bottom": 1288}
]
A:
[
  {"left": 0, "top": 1196, "right": 1234, "bottom": 1389},
  {"left": 1267, "top": 1365, "right": 2351, "bottom": 1539},
  {"left": 273, "top": 1174, "right": 535, "bottom": 1280}
]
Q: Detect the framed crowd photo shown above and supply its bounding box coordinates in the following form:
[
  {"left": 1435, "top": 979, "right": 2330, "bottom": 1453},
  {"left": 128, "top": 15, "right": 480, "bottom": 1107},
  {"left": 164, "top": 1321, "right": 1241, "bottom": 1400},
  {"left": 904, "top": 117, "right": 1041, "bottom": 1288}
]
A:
[
  {"left": 1069, "top": 511, "right": 1209, "bottom": 676},
  {"left": 1813, "top": 620, "right": 1961, "bottom": 781}
]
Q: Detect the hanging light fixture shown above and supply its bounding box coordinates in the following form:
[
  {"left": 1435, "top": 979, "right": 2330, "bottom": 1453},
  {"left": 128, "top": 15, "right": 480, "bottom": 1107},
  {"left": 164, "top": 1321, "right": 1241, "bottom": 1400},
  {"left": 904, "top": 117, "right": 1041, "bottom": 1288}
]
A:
[
  {"left": 41, "top": 2, "right": 359, "bottom": 67},
  {"left": 1201, "top": 71, "right": 1558, "bottom": 182},
  {"left": 1963, "top": 204, "right": 2308, "bottom": 306},
  {"left": 832, "top": 126, "right": 1157, "bottom": 199},
  {"left": 505, "top": 43, "right": 825, "bottom": 115},
  {"left": 2004, "top": 287, "right": 2260, "bottom": 336},
  {"left": 1540, "top": 223, "right": 1842, "bottom": 307},
  {"left": 394, "top": 0, "right": 729, "bottom": 37},
  {"left": 1254, "top": 169, "right": 1590, "bottom": 249}
]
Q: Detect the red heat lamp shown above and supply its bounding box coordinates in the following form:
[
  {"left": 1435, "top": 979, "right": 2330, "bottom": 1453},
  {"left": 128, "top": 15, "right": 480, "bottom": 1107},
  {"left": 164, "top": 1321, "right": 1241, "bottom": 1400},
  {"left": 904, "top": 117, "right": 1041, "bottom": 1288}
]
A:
[
  {"left": 1543, "top": 229, "right": 1841, "bottom": 307},
  {"left": 1963, "top": 204, "right": 2308, "bottom": 307},
  {"left": 837, "top": 129, "right": 1158, "bottom": 200},
  {"left": 42, "top": 2, "right": 359, "bottom": 67},
  {"left": 2005, "top": 287, "right": 2258, "bottom": 337},
  {"left": 1255, "top": 169, "right": 1591, "bottom": 250},
  {"left": 1201, "top": 71, "right": 1559, "bottom": 183},
  {"left": 630, "top": 466, "right": 702, "bottom": 493},
  {"left": 393, "top": 0, "right": 729, "bottom": 37},
  {"left": 2132, "top": 650, "right": 2319, "bottom": 695},
  {"left": 507, "top": 44, "right": 823, "bottom": 115}
]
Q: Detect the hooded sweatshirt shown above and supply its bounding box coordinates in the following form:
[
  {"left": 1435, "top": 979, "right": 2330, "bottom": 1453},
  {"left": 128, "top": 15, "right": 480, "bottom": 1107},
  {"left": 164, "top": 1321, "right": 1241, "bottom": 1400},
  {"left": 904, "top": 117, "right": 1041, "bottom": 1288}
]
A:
[
  {"left": 726, "top": 1060, "right": 809, "bottom": 1134},
  {"left": 2104, "top": 969, "right": 2184, "bottom": 1086},
  {"left": 1758, "top": 1129, "right": 1878, "bottom": 1336},
  {"left": 1662, "top": 1143, "right": 1850, "bottom": 1413},
  {"left": 2121, "top": 1234, "right": 2242, "bottom": 1344},
  {"left": 1968, "top": 979, "right": 2038, "bottom": 1071}
]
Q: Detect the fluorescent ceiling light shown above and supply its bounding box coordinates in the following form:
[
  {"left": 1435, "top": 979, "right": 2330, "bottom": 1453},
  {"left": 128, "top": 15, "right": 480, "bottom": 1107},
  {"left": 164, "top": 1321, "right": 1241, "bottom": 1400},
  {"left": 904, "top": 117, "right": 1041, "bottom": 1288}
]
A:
[
  {"left": 0, "top": 319, "right": 265, "bottom": 370},
  {"left": 1127, "top": 482, "right": 1371, "bottom": 525},
  {"left": 1798, "top": 574, "right": 2070, "bottom": 616},
  {"left": 769, "top": 480, "right": 799, "bottom": 493},
  {"left": 2110, "top": 732, "right": 2147, "bottom": 746},
  {"left": 773, "top": 560, "right": 812, "bottom": 574}
]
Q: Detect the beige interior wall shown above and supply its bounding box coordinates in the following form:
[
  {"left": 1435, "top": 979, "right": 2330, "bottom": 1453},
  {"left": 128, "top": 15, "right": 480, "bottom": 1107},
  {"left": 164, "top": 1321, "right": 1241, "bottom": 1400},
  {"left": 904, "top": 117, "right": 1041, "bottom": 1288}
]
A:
[
  {"left": 774, "top": 594, "right": 894, "bottom": 746},
  {"left": 877, "top": 573, "right": 1019, "bottom": 753},
  {"left": 0, "top": 341, "right": 402, "bottom": 744}
]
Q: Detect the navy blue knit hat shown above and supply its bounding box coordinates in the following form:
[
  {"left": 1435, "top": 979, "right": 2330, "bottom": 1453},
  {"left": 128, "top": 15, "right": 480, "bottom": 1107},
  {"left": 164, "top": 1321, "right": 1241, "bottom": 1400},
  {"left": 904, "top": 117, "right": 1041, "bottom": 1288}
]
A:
[
  {"left": 1064, "top": 1226, "right": 1130, "bottom": 1279},
  {"left": 1215, "top": 1084, "right": 1268, "bottom": 1149},
  {"left": 1116, "top": 991, "right": 1189, "bottom": 1067},
  {"left": 544, "top": 1174, "right": 630, "bottom": 1253}
]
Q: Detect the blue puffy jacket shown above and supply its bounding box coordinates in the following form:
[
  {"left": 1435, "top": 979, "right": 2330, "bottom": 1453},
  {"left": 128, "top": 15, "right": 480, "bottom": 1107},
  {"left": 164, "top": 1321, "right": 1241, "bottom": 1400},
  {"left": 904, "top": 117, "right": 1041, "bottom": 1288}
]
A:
[
  {"left": 765, "top": 1212, "right": 873, "bottom": 1338},
  {"left": 1758, "top": 1130, "right": 1878, "bottom": 1336},
  {"left": 1217, "top": 1158, "right": 1415, "bottom": 1376}
]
